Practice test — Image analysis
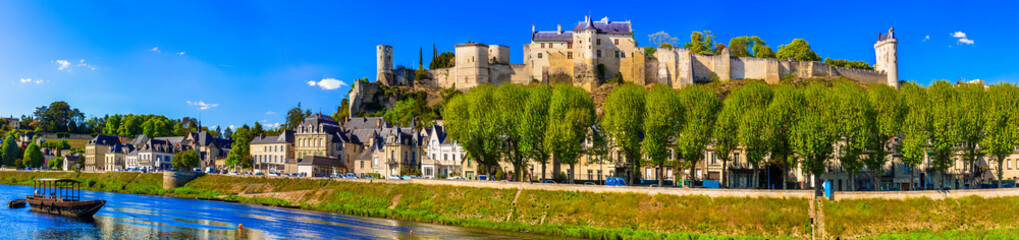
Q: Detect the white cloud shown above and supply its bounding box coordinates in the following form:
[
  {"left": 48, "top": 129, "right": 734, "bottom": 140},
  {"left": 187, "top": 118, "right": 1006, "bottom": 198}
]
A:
[
  {"left": 307, "top": 78, "right": 347, "bottom": 90},
  {"left": 150, "top": 47, "right": 160, "bottom": 53},
  {"left": 54, "top": 60, "right": 71, "bottom": 72},
  {"left": 266, "top": 111, "right": 276, "bottom": 115},
  {"left": 951, "top": 31, "right": 974, "bottom": 45},
  {"left": 178, "top": 51, "right": 186, "bottom": 56},
  {"left": 17, "top": 78, "right": 43, "bottom": 84},
  {"left": 923, "top": 35, "right": 930, "bottom": 42},
  {"left": 19, "top": 78, "right": 32, "bottom": 83},
  {"left": 228, "top": 125, "right": 236, "bottom": 130},
  {"left": 186, "top": 100, "right": 220, "bottom": 110},
  {"left": 76, "top": 59, "right": 96, "bottom": 70}
]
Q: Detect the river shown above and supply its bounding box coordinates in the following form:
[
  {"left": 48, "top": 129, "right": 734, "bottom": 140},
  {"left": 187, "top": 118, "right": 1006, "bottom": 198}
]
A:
[{"left": 0, "top": 184, "right": 558, "bottom": 240}]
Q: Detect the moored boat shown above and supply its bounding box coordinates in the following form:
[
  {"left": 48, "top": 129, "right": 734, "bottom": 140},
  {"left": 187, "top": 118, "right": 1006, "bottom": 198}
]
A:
[
  {"left": 25, "top": 178, "right": 105, "bottom": 218},
  {"left": 8, "top": 199, "right": 25, "bottom": 208}
]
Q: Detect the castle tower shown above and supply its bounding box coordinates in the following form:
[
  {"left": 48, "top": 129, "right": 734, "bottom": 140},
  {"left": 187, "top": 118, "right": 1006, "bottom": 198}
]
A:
[
  {"left": 873, "top": 28, "right": 898, "bottom": 88},
  {"left": 376, "top": 45, "right": 393, "bottom": 84},
  {"left": 453, "top": 42, "right": 489, "bottom": 90},
  {"left": 488, "top": 45, "right": 510, "bottom": 64}
]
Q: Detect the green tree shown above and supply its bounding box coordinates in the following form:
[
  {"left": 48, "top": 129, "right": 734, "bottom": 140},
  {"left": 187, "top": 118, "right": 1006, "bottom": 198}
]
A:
[
  {"left": 865, "top": 84, "right": 903, "bottom": 190},
  {"left": 430, "top": 52, "right": 456, "bottom": 69},
  {"left": 2, "top": 135, "right": 20, "bottom": 167},
  {"left": 172, "top": 149, "right": 200, "bottom": 170},
  {"left": 225, "top": 128, "right": 253, "bottom": 170},
  {"left": 641, "top": 85, "right": 683, "bottom": 186},
  {"left": 546, "top": 84, "right": 595, "bottom": 183},
  {"left": 252, "top": 122, "right": 265, "bottom": 137},
  {"left": 832, "top": 82, "right": 873, "bottom": 191},
  {"left": 927, "top": 80, "right": 962, "bottom": 189},
  {"left": 23, "top": 141, "right": 44, "bottom": 168},
  {"left": 899, "top": 82, "right": 930, "bottom": 190},
  {"left": 956, "top": 82, "right": 987, "bottom": 187},
  {"left": 104, "top": 115, "right": 122, "bottom": 135},
  {"left": 824, "top": 58, "right": 873, "bottom": 70},
  {"left": 48, "top": 156, "right": 63, "bottom": 169},
  {"left": 520, "top": 85, "right": 552, "bottom": 181},
  {"left": 752, "top": 37, "right": 776, "bottom": 58},
  {"left": 791, "top": 83, "right": 839, "bottom": 196},
  {"left": 734, "top": 82, "right": 773, "bottom": 189},
  {"left": 601, "top": 84, "right": 646, "bottom": 184},
  {"left": 333, "top": 99, "right": 350, "bottom": 120},
  {"left": 32, "top": 101, "right": 85, "bottom": 133},
  {"left": 982, "top": 83, "right": 1019, "bottom": 186},
  {"left": 443, "top": 85, "right": 502, "bottom": 180},
  {"left": 683, "top": 30, "right": 717, "bottom": 55},
  {"left": 495, "top": 84, "right": 530, "bottom": 182},
  {"left": 284, "top": 102, "right": 309, "bottom": 129},
  {"left": 677, "top": 85, "right": 721, "bottom": 187},
  {"left": 776, "top": 39, "right": 820, "bottom": 61},
  {"left": 728, "top": 36, "right": 754, "bottom": 57},
  {"left": 716, "top": 81, "right": 771, "bottom": 188},
  {"left": 766, "top": 84, "right": 805, "bottom": 189}
]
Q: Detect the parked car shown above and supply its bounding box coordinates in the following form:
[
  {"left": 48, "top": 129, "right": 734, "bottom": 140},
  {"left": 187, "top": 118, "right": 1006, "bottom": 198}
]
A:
[
  {"left": 543, "top": 180, "right": 556, "bottom": 184},
  {"left": 447, "top": 176, "right": 465, "bottom": 180},
  {"left": 856, "top": 187, "right": 870, "bottom": 191},
  {"left": 477, "top": 175, "right": 489, "bottom": 181},
  {"left": 229, "top": 172, "right": 239, "bottom": 175},
  {"left": 604, "top": 177, "right": 628, "bottom": 186},
  {"left": 389, "top": 175, "right": 402, "bottom": 180},
  {"left": 345, "top": 173, "right": 358, "bottom": 178},
  {"left": 401, "top": 175, "right": 412, "bottom": 180},
  {"left": 254, "top": 172, "right": 265, "bottom": 176},
  {"left": 584, "top": 182, "right": 596, "bottom": 186}
]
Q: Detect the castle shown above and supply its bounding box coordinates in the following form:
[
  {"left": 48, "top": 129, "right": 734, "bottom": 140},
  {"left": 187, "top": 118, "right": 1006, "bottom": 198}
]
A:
[{"left": 352, "top": 16, "right": 899, "bottom": 115}]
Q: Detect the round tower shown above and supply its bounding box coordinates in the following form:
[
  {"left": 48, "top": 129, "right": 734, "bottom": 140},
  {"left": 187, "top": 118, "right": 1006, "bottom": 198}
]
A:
[
  {"left": 376, "top": 45, "right": 393, "bottom": 84},
  {"left": 454, "top": 42, "right": 490, "bottom": 89},
  {"left": 873, "top": 28, "right": 898, "bottom": 88},
  {"left": 488, "top": 45, "right": 510, "bottom": 64}
]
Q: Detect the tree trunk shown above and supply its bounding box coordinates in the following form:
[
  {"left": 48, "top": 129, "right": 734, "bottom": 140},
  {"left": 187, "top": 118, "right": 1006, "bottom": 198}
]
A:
[
  {"left": 813, "top": 172, "right": 823, "bottom": 197},
  {"left": 690, "top": 161, "right": 697, "bottom": 188},
  {"left": 541, "top": 162, "right": 547, "bottom": 182},
  {"left": 999, "top": 158, "right": 1005, "bottom": 188},
  {"left": 657, "top": 161, "right": 664, "bottom": 187},
  {"left": 514, "top": 164, "right": 522, "bottom": 182},
  {"left": 874, "top": 170, "right": 881, "bottom": 191},
  {"left": 909, "top": 166, "right": 916, "bottom": 191},
  {"left": 569, "top": 164, "right": 575, "bottom": 184},
  {"left": 782, "top": 164, "right": 788, "bottom": 190},
  {"left": 722, "top": 159, "right": 729, "bottom": 188}
]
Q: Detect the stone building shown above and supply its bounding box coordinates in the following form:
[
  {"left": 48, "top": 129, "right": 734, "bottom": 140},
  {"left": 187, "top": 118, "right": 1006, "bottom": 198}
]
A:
[
  {"left": 421, "top": 124, "right": 466, "bottom": 179},
  {"left": 84, "top": 135, "right": 121, "bottom": 172},
  {"left": 103, "top": 143, "right": 134, "bottom": 171},
  {"left": 250, "top": 130, "right": 295, "bottom": 173}
]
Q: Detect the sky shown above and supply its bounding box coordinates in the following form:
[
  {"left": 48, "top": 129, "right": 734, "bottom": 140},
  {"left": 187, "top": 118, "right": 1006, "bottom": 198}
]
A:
[{"left": 1, "top": 0, "right": 1016, "bottom": 129}]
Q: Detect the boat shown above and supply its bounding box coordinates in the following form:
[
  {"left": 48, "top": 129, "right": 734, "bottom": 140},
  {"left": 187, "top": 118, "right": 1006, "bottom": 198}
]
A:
[
  {"left": 8, "top": 199, "right": 25, "bottom": 208},
  {"left": 25, "top": 178, "right": 105, "bottom": 218}
]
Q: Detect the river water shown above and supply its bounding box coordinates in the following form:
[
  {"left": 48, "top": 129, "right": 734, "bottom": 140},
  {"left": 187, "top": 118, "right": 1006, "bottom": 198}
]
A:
[{"left": 0, "top": 184, "right": 556, "bottom": 240}]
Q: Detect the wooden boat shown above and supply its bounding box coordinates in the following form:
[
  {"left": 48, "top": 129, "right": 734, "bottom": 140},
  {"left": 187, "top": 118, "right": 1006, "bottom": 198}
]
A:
[
  {"left": 25, "top": 178, "right": 105, "bottom": 218},
  {"left": 8, "top": 199, "right": 25, "bottom": 208}
]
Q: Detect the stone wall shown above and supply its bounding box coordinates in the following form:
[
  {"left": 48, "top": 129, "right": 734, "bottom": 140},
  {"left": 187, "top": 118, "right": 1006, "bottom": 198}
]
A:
[
  {"left": 347, "top": 80, "right": 382, "bottom": 117},
  {"left": 163, "top": 171, "right": 202, "bottom": 189},
  {"left": 731, "top": 57, "right": 780, "bottom": 83}
]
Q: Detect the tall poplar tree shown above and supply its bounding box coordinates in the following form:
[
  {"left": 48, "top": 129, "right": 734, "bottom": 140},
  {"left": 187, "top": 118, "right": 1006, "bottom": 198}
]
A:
[
  {"left": 899, "top": 82, "right": 930, "bottom": 190},
  {"left": 832, "top": 82, "right": 873, "bottom": 191},
  {"left": 927, "top": 80, "right": 961, "bottom": 189},
  {"left": 982, "top": 83, "right": 1019, "bottom": 186},
  {"left": 546, "top": 84, "right": 595, "bottom": 183},
  {"left": 677, "top": 85, "right": 721, "bottom": 187},
  {"left": 641, "top": 85, "right": 683, "bottom": 187},
  {"left": 601, "top": 84, "right": 646, "bottom": 184},
  {"left": 766, "top": 84, "right": 804, "bottom": 189},
  {"left": 791, "top": 83, "right": 839, "bottom": 196},
  {"left": 865, "top": 84, "right": 903, "bottom": 190},
  {"left": 520, "top": 85, "right": 552, "bottom": 181}
]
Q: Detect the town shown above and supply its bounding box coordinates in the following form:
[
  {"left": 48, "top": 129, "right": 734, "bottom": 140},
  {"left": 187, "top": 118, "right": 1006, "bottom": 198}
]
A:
[{"left": 2, "top": 17, "right": 1017, "bottom": 196}]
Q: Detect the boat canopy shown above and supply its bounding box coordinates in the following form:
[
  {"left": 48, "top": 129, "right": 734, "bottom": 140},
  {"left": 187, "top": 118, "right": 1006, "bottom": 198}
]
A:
[{"left": 34, "top": 178, "right": 81, "bottom": 183}]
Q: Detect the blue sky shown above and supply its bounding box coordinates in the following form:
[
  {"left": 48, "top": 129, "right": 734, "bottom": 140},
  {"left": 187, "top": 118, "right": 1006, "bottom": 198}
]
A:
[{"left": 1, "top": 0, "right": 1015, "bottom": 129}]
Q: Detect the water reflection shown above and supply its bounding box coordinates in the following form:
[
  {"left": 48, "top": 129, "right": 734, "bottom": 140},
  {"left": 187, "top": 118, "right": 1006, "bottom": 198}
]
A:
[{"left": 0, "top": 184, "right": 555, "bottom": 240}]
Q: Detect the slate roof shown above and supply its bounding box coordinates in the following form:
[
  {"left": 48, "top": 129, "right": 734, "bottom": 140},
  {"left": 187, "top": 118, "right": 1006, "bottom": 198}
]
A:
[
  {"left": 297, "top": 156, "right": 345, "bottom": 168},
  {"left": 109, "top": 143, "right": 135, "bottom": 154},
  {"left": 878, "top": 30, "right": 895, "bottom": 41},
  {"left": 88, "top": 135, "right": 121, "bottom": 146},
  {"left": 532, "top": 31, "right": 573, "bottom": 42},
  {"left": 250, "top": 130, "right": 295, "bottom": 145},
  {"left": 571, "top": 17, "right": 632, "bottom": 35},
  {"left": 343, "top": 117, "right": 392, "bottom": 130},
  {"left": 188, "top": 131, "right": 233, "bottom": 148}
]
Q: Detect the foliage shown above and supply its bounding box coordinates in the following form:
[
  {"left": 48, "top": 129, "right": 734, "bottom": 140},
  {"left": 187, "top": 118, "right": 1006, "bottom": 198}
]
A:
[
  {"left": 899, "top": 82, "right": 929, "bottom": 190},
  {"left": 429, "top": 52, "right": 455, "bottom": 69},
  {"left": 383, "top": 96, "right": 438, "bottom": 129},
  {"left": 443, "top": 85, "right": 502, "bottom": 180},
  {"left": 683, "top": 30, "right": 718, "bottom": 55},
  {"left": 2, "top": 135, "right": 20, "bottom": 167},
  {"left": 824, "top": 58, "right": 873, "bottom": 70},
  {"left": 790, "top": 83, "right": 839, "bottom": 194},
  {"left": 284, "top": 102, "right": 312, "bottom": 130},
  {"left": 643, "top": 46, "right": 657, "bottom": 56},
  {"left": 982, "top": 83, "right": 1019, "bottom": 184},
  {"left": 172, "top": 149, "right": 200, "bottom": 169},
  {"left": 225, "top": 127, "right": 253, "bottom": 170},
  {"left": 956, "top": 82, "right": 987, "bottom": 185},
  {"left": 48, "top": 156, "right": 63, "bottom": 169},
  {"left": 927, "top": 81, "right": 962, "bottom": 189},
  {"left": 546, "top": 84, "right": 595, "bottom": 182},
  {"left": 332, "top": 98, "right": 350, "bottom": 120},
  {"left": 493, "top": 84, "right": 529, "bottom": 181},
  {"left": 601, "top": 84, "right": 646, "bottom": 184},
  {"left": 865, "top": 84, "right": 903, "bottom": 188},
  {"left": 22, "top": 141, "right": 44, "bottom": 168},
  {"left": 765, "top": 84, "right": 804, "bottom": 188},
  {"left": 832, "top": 82, "right": 874, "bottom": 190},
  {"left": 776, "top": 39, "right": 820, "bottom": 61},
  {"left": 642, "top": 85, "right": 683, "bottom": 186},
  {"left": 677, "top": 85, "right": 721, "bottom": 187},
  {"left": 519, "top": 85, "right": 552, "bottom": 181},
  {"left": 31, "top": 101, "right": 85, "bottom": 133}
]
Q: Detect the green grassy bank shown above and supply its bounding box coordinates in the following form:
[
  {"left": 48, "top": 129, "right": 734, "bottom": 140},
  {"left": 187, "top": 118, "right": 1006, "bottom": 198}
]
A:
[{"left": 2, "top": 172, "right": 1017, "bottom": 240}]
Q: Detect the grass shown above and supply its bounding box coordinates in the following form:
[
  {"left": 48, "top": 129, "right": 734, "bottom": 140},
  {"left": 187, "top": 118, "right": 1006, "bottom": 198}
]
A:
[{"left": 823, "top": 196, "right": 1019, "bottom": 239}]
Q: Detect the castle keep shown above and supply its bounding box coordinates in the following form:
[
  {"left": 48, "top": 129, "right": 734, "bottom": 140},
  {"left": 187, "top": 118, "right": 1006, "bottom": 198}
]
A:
[{"left": 353, "top": 16, "right": 899, "bottom": 114}]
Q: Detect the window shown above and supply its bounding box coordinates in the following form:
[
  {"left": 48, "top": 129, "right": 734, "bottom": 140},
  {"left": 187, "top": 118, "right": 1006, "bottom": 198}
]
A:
[
  {"left": 588, "top": 170, "right": 593, "bottom": 180},
  {"left": 567, "top": 42, "right": 573, "bottom": 49},
  {"left": 614, "top": 39, "right": 619, "bottom": 45},
  {"left": 596, "top": 39, "right": 601, "bottom": 45},
  {"left": 597, "top": 170, "right": 603, "bottom": 180},
  {"left": 541, "top": 43, "right": 545, "bottom": 48},
  {"left": 615, "top": 51, "right": 620, "bottom": 58},
  {"left": 597, "top": 50, "right": 602, "bottom": 57},
  {"left": 734, "top": 153, "right": 741, "bottom": 163},
  {"left": 444, "top": 154, "right": 448, "bottom": 160},
  {"left": 711, "top": 153, "right": 717, "bottom": 165},
  {"left": 537, "top": 53, "right": 542, "bottom": 59},
  {"left": 567, "top": 52, "right": 573, "bottom": 59}
]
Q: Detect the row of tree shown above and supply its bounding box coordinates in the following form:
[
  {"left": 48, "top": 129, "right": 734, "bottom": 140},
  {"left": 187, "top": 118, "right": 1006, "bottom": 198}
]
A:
[
  {"left": 443, "top": 80, "right": 1019, "bottom": 190},
  {"left": 647, "top": 31, "right": 863, "bottom": 67}
]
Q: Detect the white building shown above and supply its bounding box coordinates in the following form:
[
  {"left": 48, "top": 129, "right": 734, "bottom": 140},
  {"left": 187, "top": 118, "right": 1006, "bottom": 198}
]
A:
[{"left": 421, "top": 125, "right": 466, "bottom": 178}]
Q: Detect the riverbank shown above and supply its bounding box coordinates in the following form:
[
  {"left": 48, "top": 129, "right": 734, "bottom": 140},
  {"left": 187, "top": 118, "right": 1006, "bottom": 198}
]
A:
[{"left": 1, "top": 171, "right": 1016, "bottom": 239}]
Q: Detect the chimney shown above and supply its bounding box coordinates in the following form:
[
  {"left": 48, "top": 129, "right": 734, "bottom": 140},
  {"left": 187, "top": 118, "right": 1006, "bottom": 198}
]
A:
[
  {"left": 557, "top": 24, "right": 561, "bottom": 33},
  {"left": 531, "top": 24, "right": 535, "bottom": 32},
  {"left": 376, "top": 118, "right": 382, "bottom": 128}
]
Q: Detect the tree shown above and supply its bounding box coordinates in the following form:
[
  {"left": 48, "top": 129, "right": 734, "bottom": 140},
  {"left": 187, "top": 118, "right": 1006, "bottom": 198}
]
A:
[
  {"left": 443, "top": 85, "right": 502, "bottom": 181},
  {"left": 494, "top": 84, "right": 530, "bottom": 182},
  {"left": 23, "top": 141, "right": 44, "bottom": 168},
  {"left": 601, "top": 84, "right": 646, "bottom": 184},
  {"left": 642, "top": 85, "right": 683, "bottom": 187},
  {"left": 430, "top": 52, "right": 456, "bottom": 69},
  {"left": 142, "top": 117, "right": 168, "bottom": 137},
  {"left": 172, "top": 149, "right": 200, "bottom": 170},
  {"left": 285, "top": 102, "right": 309, "bottom": 129},
  {"left": 520, "top": 85, "right": 552, "bottom": 181},
  {"left": 225, "top": 128, "right": 253, "bottom": 170},
  {"left": 824, "top": 58, "right": 873, "bottom": 70},
  {"left": 683, "top": 31, "right": 717, "bottom": 55},
  {"left": 419, "top": 46, "right": 424, "bottom": 70},
  {"left": 791, "top": 83, "right": 839, "bottom": 196},
  {"left": 776, "top": 39, "right": 820, "bottom": 61},
  {"left": 982, "top": 83, "right": 1019, "bottom": 187},
  {"left": 48, "top": 156, "right": 63, "bottom": 170},
  {"left": 865, "top": 84, "right": 903, "bottom": 191},
  {"left": 677, "top": 85, "right": 721, "bottom": 187},
  {"left": 766, "top": 84, "right": 805, "bottom": 189},
  {"left": 224, "top": 127, "right": 234, "bottom": 139},
  {"left": 900, "top": 82, "right": 930, "bottom": 191},
  {"left": 649, "top": 31, "right": 678, "bottom": 48},
  {"left": 546, "top": 84, "right": 595, "bottom": 183},
  {"left": 252, "top": 122, "right": 265, "bottom": 137},
  {"left": 716, "top": 81, "right": 772, "bottom": 188},
  {"left": 832, "top": 82, "right": 873, "bottom": 191},
  {"left": 33, "top": 101, "right": 85, "bottom": 133},
  {"left": 956, "top": 82, "right": 987, "bottom": 187},
  {"left": 2, "top": 135, "right": 19, "bottom": 167},
  {"left": 927, "top": 80, "right": 961, "bottom": 189},
  {"left": 731, "top": 36, "right": 774, "bottom": 58},
  {"left": 733, "top": 82, "right": 773, "bottom": 189},
  {"left": 333, "top": 99, "right": 350, "bottom": 120}
]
